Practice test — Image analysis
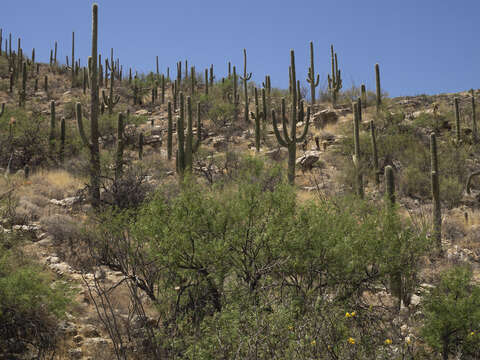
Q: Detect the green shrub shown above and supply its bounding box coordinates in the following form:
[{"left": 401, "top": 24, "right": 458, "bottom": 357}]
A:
[{"left": 421, "top": 266, "right": 480, "bottom": 359}]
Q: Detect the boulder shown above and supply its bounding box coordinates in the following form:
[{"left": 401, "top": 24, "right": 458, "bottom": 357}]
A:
[
  {"left": 296, "top": 151, "right": 321, "bottom": 170},
  {"left": 312, "top": 109, "right": 338, "bottom": 129}
]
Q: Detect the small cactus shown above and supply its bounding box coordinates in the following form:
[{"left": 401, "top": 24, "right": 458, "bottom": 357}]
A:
[{"left": 385, "top": 165, "right": 395, "bottom": 205}]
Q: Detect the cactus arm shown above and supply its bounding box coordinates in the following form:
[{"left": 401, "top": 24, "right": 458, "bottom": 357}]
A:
[
  {"left": 102, "top": 89, "right": 108, "bottom": 105},
  {"left": 280, "top": 98, "right": 291, "bottom": 143},
  {"left": 296, "top": 104, "right": 311, "bottom": 143},
  {"left": 76, "top": 102, "right": 92, "bottom": 149},
  {"left": 271, "top": 109, "right": 288, "bottom": 147}
]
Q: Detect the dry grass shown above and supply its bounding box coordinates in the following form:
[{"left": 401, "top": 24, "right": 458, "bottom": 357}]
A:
[{"left": 24, "top": 169, "right": 85, "bottom": 200}]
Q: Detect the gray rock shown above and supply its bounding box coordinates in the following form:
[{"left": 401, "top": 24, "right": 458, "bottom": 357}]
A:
[
  {"left": 68, "top": 348, "right": 83, "bottom": 359},
  {"left": 82, "top": 324, "right": 100, "bottom": 338},
  {"left": 296, "top": 151, "right": 321, "bottom": 170}
]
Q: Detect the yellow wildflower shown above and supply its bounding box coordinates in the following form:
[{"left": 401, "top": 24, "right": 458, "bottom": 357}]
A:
[
  {"left": 348, "top": 337, "right": 355, "bottom": 345},
  {"left": 345, "top": 312, "right": 351, "bottom": 318},
  {"left": 351, "top": 311, "right": 356, "bottom": 317},
  {"left": 384, "top": 339, "right": 392, "bottom": 345},
  {"left": 288, "top": 325, "right": 293, "bottom": 331},
  {"left": 470, "top": 331, "right": 475, "bottom": 337},
  {"left": 311, "top": 340, "right": 316, "bottom": 346},
  {"left": 405, "top": 337, "right": 412, "bottom": 345}
]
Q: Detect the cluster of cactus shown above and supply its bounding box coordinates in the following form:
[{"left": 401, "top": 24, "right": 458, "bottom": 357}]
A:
[
  {"left": 328, "top": 45, "right": 342, "bottom": 107},
  {"left": 102, "top": 48, "right": 120, "bottom": 114},
  {"left": 306, "top": 41, "right": 319, "bottom": 105},
  {"left": 176, "top": 93, "right": 202, "bottom": 176},
  {"left": 240, "top": 49, "right": 252, "bottom": 123},
  {"left": 272, "top": 50, "right": 311, "bottom": 185}
]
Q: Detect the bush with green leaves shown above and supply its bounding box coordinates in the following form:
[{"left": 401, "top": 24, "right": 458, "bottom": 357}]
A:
[
  {"left": 92, "top": 156, "right": 431, "bottom": 358},
  {"left": 0, "top": 232, "right": 71, "bottom": 358},
  {"left": 421, "top": 266, "right": 480, "bottom": 360}
]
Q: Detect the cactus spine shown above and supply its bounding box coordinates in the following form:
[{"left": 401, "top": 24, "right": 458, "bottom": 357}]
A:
[
  {"left": 430, "top": 132, "right": 442, "bottom": 251},
  {"left": 250, "top": 87, "right": 264, "bottom": 152},
  {"left": 240, "top": 49, "right": 252, "bottom": 123},
  {"left": 454, "top": 97, "right": 461, "bottom": 143},
  {"left": 77, "top": 3, "right": 100, "bottom": 207},
  {"left": 375, "top": 63, "right": 381, "bottom": 111},
  {"left": 370, "top": 120, "right": 380, "bottom": 185},
  {"left": 167, "top": 101, "right": 173, "bottom": 160},
  {"left": 471, "top": 89, "right": 478, "bottom": 143},
  {"left": 306, "top": 41, "right": 319, "bottom": 105},
  {"left": 272, "top": 50, "right": 311, "bottom": 185},
  {"left": 353, "top": 101, "right": 364, "bottom": 198},
  {"left": 328, "top": 45, "right": 342, "bottom": 107},
  {"left": 115, "top": 113, "right": 125, "bottom": 180}
]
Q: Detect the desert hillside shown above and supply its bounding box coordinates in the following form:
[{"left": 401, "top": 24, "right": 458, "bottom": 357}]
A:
[{"left": 1, "top": 4, "right": 480, "bottom": 360}]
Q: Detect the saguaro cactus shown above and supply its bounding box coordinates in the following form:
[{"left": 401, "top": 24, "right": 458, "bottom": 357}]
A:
[
  {"left": 385, "top": 165, "right": 395, "bottom": 205},
  {"left": 328, "top": 45, "right": 342, "bottom": 107},
  {"left": 375, "top": 63, "right": 381, "bottom": 111},
  {"left": 167, "top": 101, "right": 173, "bottom": 160},
  {"left": 272, "top": 50, "right": 311, "bottom": 185},
  {"left": 49, "top": 101, "right": 55, "bottom": 151},
  {"left": 19, "top": 62, "right": 27, "bottom": 107},
  {"left": 71, "top": 32, "right": 75, "bottom": 87},
  {"left": 59, "top": 118, "right": 65, "bottom": 164},
  {"left": 353, "top": 101, "right": 364, "bottom": 198},
  {"left": 77, "top": 3, "right": 101, "bottom": 207},
  {"left": 205, "top": 68, "right": 209, "bottom": 95},
  {"left": 103, "top": 48, "right": 120, "bottom": 114},
  {"left": 370, "top": 120, "right": 380, "bottom": 185},
  {"left": 240, "top": 49, "right": 252, "bottom": 123},
  {"left": 471, "top": 89, "right": 478, "bottom": 143},
  {"left": 115, "top": 113, "right": 125, "bottom": 180},
  {"left": 176, "top": 93, "right": 185, "bottom": 176},
  {"left": 227, "top": 66, "right": 239, "bottom": 123},
  {"left": 454, "top": 97, "right": 461, "bottom": 143},
  {"left": 430, "top": 132, "right": 442, "bottom": 251},
  {"left": 250, "top": 87, "right": 264, "bottom": 152},
  {"left": 361, "top": 84, "right": 367, "bottom": 108},
  {"left": 306, "top": 41, "right": 319, "bottom": 105}
]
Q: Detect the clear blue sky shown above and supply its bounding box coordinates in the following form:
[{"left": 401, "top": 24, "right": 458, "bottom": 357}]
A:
[{"left": 2, "top": 0, "right": 477, "bottom": 97}]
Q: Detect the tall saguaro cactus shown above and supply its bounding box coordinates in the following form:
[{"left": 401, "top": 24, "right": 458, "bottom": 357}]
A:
[
  {"left": 306, "top": 41, "right": 319, "bottom": 105},
  {"left": 353, "top": 101, "right": 364, "bottom": 198},
  {"left": 77, "top": 3, "right": 100, "bottom": 207},
  {"left": 471, "top": 89, "right": 478, "bottom": 143},
  {"left": 115, "top": 113, "right": 125, "bottom": 180},
  {"left": 71, "top": 32, "right": 75, "bottom": 88},
  {"left": 167, "top": 101, "right": 173, "bottom": 160},
  {"left": 375, "top": 63, "right": 381, "bottom": 111},
  {"left": 370, "top": 120, "right": 380, "bottom": 185},
  {"left": 430, "top": 132, "right": 442, "bottom": 251},
  {"left": 49, "top": 101, "right": 56, "bottom": 151},
  {"left": 272, "top": 50, "right": 311, "bottom": 185},
  {"left": 454, "top": 97, "right": 461, "bottom": 143},
  {"left": 250, "top": 87, "right": 264, "bottom": 152},
  {"left": 227, "top": 66, "right": 239, "bottom": 123},
  {"left": 240, "top": 49, "right": 252, "bottom": 123},
  {"left": 328, "top": 45, "right": 342, "bottom": 107}
]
